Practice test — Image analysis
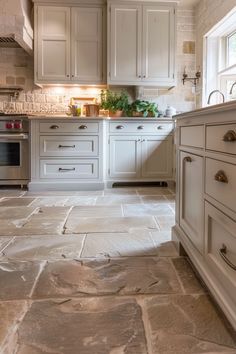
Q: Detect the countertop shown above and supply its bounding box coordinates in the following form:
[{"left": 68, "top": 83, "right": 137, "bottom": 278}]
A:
[
  {"left": 28, "top": 115, "right": 174, "bottom": 122},
  {"left": 174, "top": 100, "right": 236, "bottom": 120}
]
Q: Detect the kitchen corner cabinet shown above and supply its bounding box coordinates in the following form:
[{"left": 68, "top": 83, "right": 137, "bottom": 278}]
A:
[
  {"left": 107, "top": 120, "right": 174, "bottom": 184},
  {"left": 108, "top": 1, "right": 176, "bottom": 86},
  {"left": 34, "top": 5, "right": 104, "bottom": 84},
  {"left": 173, "top": 107, "right": 236, "bottom": 330}
]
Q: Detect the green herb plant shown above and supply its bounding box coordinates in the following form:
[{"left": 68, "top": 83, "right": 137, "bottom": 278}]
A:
[
  {"left": 129, "top": 100, "right": 159, "bottom": 117},
  {"left": 100, "top": 89, "right": 129, "bottom": 114}
]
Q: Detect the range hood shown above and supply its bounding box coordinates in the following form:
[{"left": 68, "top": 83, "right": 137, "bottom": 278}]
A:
[{"left": 0, "top": 0, "right": 33, "bottom": 55}]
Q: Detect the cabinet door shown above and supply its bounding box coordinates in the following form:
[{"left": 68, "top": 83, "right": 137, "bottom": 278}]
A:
[
  {"left": 142, "top": 5, "right": 175, "bottom": 85},
  {"left": 141, "top": 135, "right": 173, "bottom": 178},
  {"left": 109, "top": 4, "right": 142, "bottom": 84},
  {"left": 37, "top": 6, "right": 70, "bottom": 81},
  {"left": 109, "top": 136, "right": 140, "bottom": 178},
  {"left": 179, "top": 151, "right": 204, "bottom": 253},
  {"left": 71, "top": 7, "right": 103, "bottom": 83}
]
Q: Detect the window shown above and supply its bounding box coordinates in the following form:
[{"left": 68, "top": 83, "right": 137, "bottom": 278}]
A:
[{"left": 227, "top": 31, "right": 236, "bottom": 66}]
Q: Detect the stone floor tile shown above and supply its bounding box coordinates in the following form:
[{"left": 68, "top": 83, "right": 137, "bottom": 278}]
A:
[
  {"left": 165, "top": 194, "right": 176, "bottom": 202},
  {"left": 104, "top": 188, "right": 138, "bottom": 195},
  {"left": 33, "top": 206, "right": 71, "bottom": 220},
  {"left": 95, "top": 195, "right": 142, "bottom": 205},
  {"left": 0, "top": 189, "right": 25, "bottom": 197},
  {"left": 123, "top": 203, "right": 174, "bottom": 217},
  {"left": 25, "top": 190, "right": 103, "bottom": 196},
  {"left": 0, "top": 207, "right": 37, "bottom": 220},
  {"left": 0, "top": 237, "right": 13, "bottom": 254},
  {"left": 150, "top": 231, "right": 178, "bottom": 257},
  {"left": 141, "top": 195, "right": 168, "bottom": 203},
  {"left": 16, "top": 297, "right": 148, "bottom": 354},
  {"left": 0, "top": 198, "right": 35, "bottom": 207},
  {"left": 63, "top": 196, "right": 98, "bottom": 206},
  {"left": 65, "top": 216, "right": 158, "bottom": 234},
  {"left": 171, "top": 257, "right": 206, "bottom": 294},
  {"left": 0, "top": 301, "right": 28, "bottom": 352},
  {"left": 143, "top": 294, "right": 236, "bottom": 353},
  {"left": 2, "top": 235, "right": 86, "bottom": 261},
  {"left": 81, "top": 230, "right": 157, "bottom": 258},
  {"left": 137, "top": 187, "right": 174, "bottom": 195},
  {"left": 0, "top": 261, "right": 43, "bottom": 300},
  {"left": 68, "top": 205, "right": 122, "bottom": 218},
  {"left": 30, "top": 197, "right": 69, "bottom": 207},
  {"left": 33, "top": 257, "right": 182, "bottom": 298},
  {"left": 155, "top": 215, "right": 175, "bottom": 230}
]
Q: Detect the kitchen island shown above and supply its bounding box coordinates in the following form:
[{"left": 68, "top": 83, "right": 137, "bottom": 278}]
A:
[
  {"left": 173, "top": 100, "right": 236, "bottom": 330},
  {"left": 28, "top": 116, "right": 174, "bottom": 191}
]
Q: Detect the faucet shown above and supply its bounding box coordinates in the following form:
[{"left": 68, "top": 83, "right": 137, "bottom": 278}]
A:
[
  {"left": 229, "top": 81, "right": 236, "bottom": 95},
  {"left": 207, "top": 90, "right": 225, "bottom": 105}
]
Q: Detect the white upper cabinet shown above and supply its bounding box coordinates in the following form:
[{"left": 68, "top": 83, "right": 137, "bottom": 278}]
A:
[
  {"left": 37, "top": 6, "right": 70, "bottom": 81},
  {"left": 108, "top": 1, "right": 176, "bottom": 86},
  {"left": 35, "top": 5, "right": 104, "bottom": 84}
]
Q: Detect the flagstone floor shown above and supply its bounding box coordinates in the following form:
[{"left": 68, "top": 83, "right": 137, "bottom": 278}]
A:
[{"left": 0, "top": 186, "right": 235, "bottom": 354}]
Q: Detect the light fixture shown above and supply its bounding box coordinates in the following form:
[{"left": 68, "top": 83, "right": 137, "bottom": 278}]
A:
[{"left": 182, "top": 67, "right": 201, "bottom": 86}]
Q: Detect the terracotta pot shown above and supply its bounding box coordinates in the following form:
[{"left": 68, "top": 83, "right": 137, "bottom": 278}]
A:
[
  {"left": 132, "top": 111, "right": 143, "bottom": 117},
  {"left": 109, "top": 110, "right": 123, "bottom": 118}
]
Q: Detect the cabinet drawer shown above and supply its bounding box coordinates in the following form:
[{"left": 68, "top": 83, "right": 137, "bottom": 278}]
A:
[
  {"left": 205, "top": 158, "right": 236, "bottom": 213},
  {"left": 205, "top": 202, "right": 236, "bottom": 309},
  {"left": 206, "top": 123, "right": 236, "bottom": 155},
  {"left": 180, "top": 125, "right": 204, "bottom": 148},
  {"left": 109, "top": 122, "right": 173, "bottom": 134},
  {"left": 40, "top": 136, "right": 98, "bottom": 157},
  {"left": 40, "top": 159, "right": 99, "bottom": 179},
  {"left": 40, "top": 122, "right": 99, "bottom": 133}
]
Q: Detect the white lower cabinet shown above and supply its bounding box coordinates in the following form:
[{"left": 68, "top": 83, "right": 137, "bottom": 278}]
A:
[{"left": 179, "top": 151, "right": 204, "bottom": 253}]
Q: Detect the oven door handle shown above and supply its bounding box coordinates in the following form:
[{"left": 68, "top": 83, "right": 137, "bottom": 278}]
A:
[{"left": 0, "top": 133, "right": 29, "bottom": 140}]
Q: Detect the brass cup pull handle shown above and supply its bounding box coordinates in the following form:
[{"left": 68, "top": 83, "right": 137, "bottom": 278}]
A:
[
  {"left": 50, "top": 125, "right": 59, "bottom": 129},
  {"left": 58, "top": 145, "right": 75, "bottom": 148},
  {"left": 183, "top": 156, "right": 192, "bottom": 163},
  {"left": 219, "top": 244, "right": 236, "bottom": 271},
  {"left": 79, "top": 125, "right": 87, "bottom": 130},
  {"left": 137, "top": 125, "right": 144, "bottom": 130},
  {"left": 223, "top": 130, "right": 236, "bottom": 142},
  {"left": 59, "top": 168, "right": 75, "bottom": 172},
  {"left": 116, "top": 125, "right": 124, "bottom": 130},
  {"left": 214, "top": 170, "right": 228, "bottom": 183}
]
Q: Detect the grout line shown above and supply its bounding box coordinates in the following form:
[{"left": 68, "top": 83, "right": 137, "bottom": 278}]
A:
[
  {"left": 136, "top": 297, "right": 154, "bottom": 354},
  {"left": 0, "top": 236, "right": 16, "bottom": 256},
  {"left": 62, "top": 206, "right": 74, "bottom": 234},
  {"left": 152, "top": 216, "right": 161, "bottom": 231},
  {"left": 79, "top": 234, "right": 87, "bottom": 258},
  {"left": 29, "top": 260, "right": 47, "bottom": 298},
  {"left": 120, "top": 204, "right": 124, "bottom": 217},
  {"left": 169, "top": 258, "right": 186, "bottom": 295}
]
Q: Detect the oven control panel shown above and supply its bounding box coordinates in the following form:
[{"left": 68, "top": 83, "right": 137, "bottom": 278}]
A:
[{"left": 0, "top": 119, "right": 28, "bottom": 133}]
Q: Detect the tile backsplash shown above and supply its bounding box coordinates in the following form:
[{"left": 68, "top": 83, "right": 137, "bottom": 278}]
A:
[{"left": 0, "top": 7, "right": 196, "bottom": 114}]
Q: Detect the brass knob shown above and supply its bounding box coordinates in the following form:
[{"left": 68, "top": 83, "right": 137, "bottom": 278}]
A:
[
  {"left": 79, "top": 125, "right": 87, "bottom": 130},
  {"left": 223, "top": 130, "right": 236, "bottom": 142},
  {"left": 214, "top": 170, "right": 228, "bottom": 183},
  {"left": 183, "top": 156, "right": 192, "bottom": 163},
  {"left": 50, "top": 125, "right": 59, "bottom": 129}
]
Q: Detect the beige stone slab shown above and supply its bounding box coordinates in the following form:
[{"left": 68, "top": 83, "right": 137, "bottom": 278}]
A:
[
  {"left": 155, "top": 215, "right": 175, "bottom": 231},
  {"left": 16, "top": 297, "right": 148, "bottom": 354},
  {"left": 33, "top": 257, "right": 182, "bottom": 298},
  {"left": 104, "top": 188, "right": 138, "bottom": 195},
  {"left": 165, "top": 194, "right": 176, "bottom": 202},
  {"left": 0, "top": 207, "right": 37, "bottom": 220},
  {"left": 0, "top": 261, "right": 43, "bottom": 300},
  {"left": 81, "top": 230, "right": 157, "bottom": 258},
  {"left": 68, "top": 205, "right": 122, "bottom": 218},
  {"left": 0, "top": 198, "right": 35, "bottom": 207},
  {"left": 137, "top": 187, "right": 174, "bottom": 196},
  {"left": 65, "top": 216, "right": 158, "bottom": 234},
  {"left": 17, "top": 220, "right": 65, "bottom": 236},
  {"left": 0, "top": 237, "right": 13, "bottom": 254},
  {"left": 95, "top": 195, "right": 141, "bottom": 205},
  {"left": 0, "top": 190, "right": 25, "bottom": 197},
  {"left": 141, "top": 195, "right": 168, "bottom": 204},
  {"left": 25, "top": 190, "right": 103, "bottom": 197},
  {"left": 123, "top": 203, "right": 174, "bottom": 217},
  {"left": 34, "top": 206, "right": 71, "bottom": 220},
  {"left": 0, "top": 301, "right": 28, "bottom": 351},
  {"left": 171, "top": 257, "right": 206, "bottom": 294},
  {"left": 150, "top": 231, "right": 178, "bottom": 257},
  {"left": 143, "top": 294, "right": 236, "bottom": 353},
  {"left": 63, "top": 196, "right": 97, "bottom": 206},
  {"left": 2, "top": 235, "right": 85, "bottom": 261},
  {"left": 30, "top": 197, "right": 69, "bottom": 207}
]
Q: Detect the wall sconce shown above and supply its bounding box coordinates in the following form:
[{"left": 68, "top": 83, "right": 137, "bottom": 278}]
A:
[{"left": 182, "top": 67, "right": 201, "bottom": 86}]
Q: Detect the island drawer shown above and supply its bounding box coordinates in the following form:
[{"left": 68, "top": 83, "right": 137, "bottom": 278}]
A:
[
  {"left": 205, "top": 158, "right": 236, "bottom": 213},
  {"left": 40, "top": 136, "right": 99, "bottom": 157},
  {"left": 39, "top": 122, "right": 99, "bottom": 133},
  {"left": 206, "top": 123, "right": 236, "bottom": 155},
  {"left": 109, "top": 122, "right": 173, "bottom": 134},
  {"left": 205, "top": 202, "right": 236, "bottom": 309},
  {"left": 180, "top": 125, "right": 204, "bottom": 148},
  {"left": 40, "top": 159, "right": 99, "bottom": 179}
]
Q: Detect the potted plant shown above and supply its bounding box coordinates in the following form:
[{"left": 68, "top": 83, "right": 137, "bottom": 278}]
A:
[
  {"left": 100, "top": 89, "right": 129, "bottom": 117},
  {"left": 129, "top": 100, "right": 159, "bottom": 117}
]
